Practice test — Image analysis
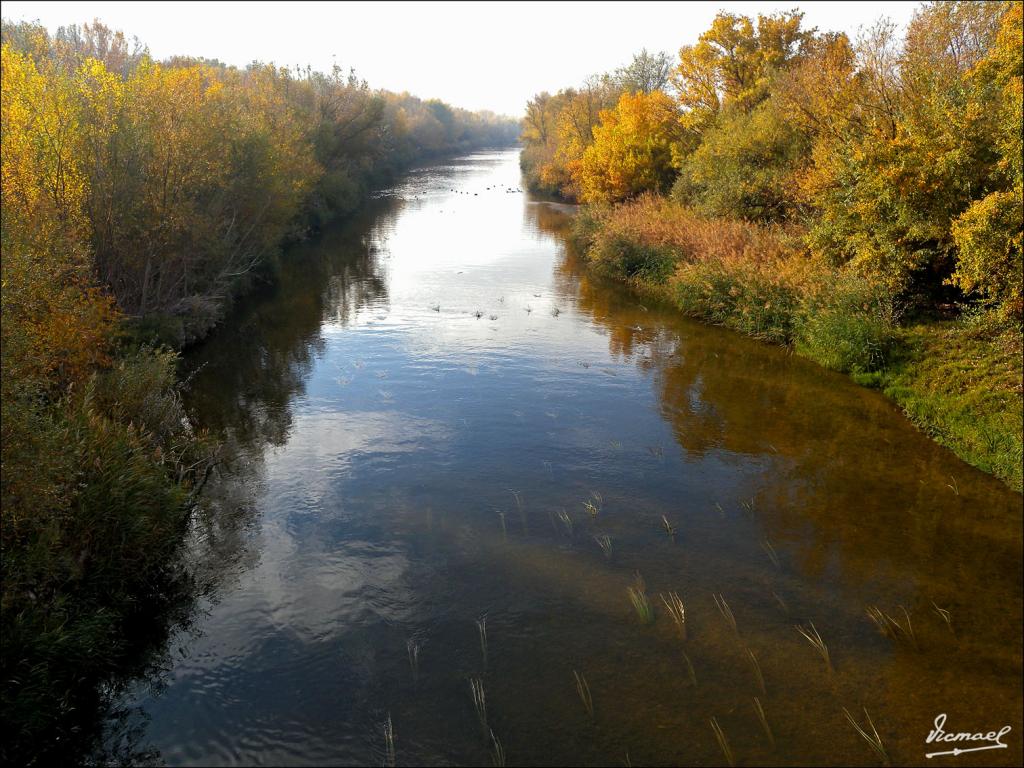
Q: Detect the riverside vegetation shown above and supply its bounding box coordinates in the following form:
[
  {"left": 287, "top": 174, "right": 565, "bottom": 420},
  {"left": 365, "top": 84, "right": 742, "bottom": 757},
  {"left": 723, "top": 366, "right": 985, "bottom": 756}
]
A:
[
  {"left": 520, "top": 2, "right": 1023, "bottom": 490},
  {"left": 0, "top": 19, "right": 517, "bottom": 762}
]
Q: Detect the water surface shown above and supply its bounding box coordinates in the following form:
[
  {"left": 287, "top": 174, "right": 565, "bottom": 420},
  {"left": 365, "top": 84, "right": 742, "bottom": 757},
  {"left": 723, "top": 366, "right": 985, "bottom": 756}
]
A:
[{"left": 113, "top": 149, "right": 1023, "bottom": 766}]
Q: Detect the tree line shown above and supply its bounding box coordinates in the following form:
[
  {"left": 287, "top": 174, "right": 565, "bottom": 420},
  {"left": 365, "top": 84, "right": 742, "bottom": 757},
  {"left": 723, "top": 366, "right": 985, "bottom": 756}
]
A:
[{"left": 521, "top": 2, "right": 1022, "bottom": 320}]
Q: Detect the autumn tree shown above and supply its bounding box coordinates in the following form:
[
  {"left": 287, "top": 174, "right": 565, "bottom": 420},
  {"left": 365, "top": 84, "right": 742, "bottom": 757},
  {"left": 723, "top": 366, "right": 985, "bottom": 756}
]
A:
[{"left": 578, "top": 90, "right": 684, "bottom": 203}]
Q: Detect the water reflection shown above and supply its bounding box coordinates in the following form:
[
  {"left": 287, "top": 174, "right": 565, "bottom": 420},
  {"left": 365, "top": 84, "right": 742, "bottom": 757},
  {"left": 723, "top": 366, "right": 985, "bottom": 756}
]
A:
[{"left": 106, "top": 150, "right": 1021, "bottom": 766}]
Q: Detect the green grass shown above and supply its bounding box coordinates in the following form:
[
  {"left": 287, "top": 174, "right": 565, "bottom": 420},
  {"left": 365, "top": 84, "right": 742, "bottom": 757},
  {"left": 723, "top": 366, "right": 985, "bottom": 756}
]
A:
[{"left": 872, "top": 319, "right": 1023, "bottom": 491}]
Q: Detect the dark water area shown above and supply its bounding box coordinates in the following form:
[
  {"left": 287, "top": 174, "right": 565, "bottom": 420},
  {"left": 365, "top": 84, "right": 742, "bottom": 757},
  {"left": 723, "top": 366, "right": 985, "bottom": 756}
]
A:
[{"left": 108, "top": 149, "right": 1023, "bottom": 766}]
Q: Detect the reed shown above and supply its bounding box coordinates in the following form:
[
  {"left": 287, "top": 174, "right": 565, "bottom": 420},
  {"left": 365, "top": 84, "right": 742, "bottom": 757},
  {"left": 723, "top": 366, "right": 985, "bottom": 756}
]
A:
[
  {"left": 476, "top": 614, "right": 489, "bottom": 668},
  {"left": 648, "top": 445, "right": 664, "bottom": 459},
  {"left": 489, "top": 729, "right": 506, "bottom": 767},
  {"left": 383, "top": 713, "right": 396, "bottom": 768},
  {"left": 931, "top": 602, "right": 954, "bottom": 636},
  {"left": 761, "top": 538, "right": 781, "bottom": 569},
  {"left": 508, "top": 489, "right": 523, "bottom": 511},
  {"left": 772, "top": 590, "right": 789, "bottom": 614},
  {"left": 795, "top": 622, "right": 832, "bottom": 673},
  {"left": 552, "top": 307, "right": 562, "bottom": 316},
  {"left": 682, "top": 650, "right": 697, "bottom": 686},
  {"left": 407, "top": 636, "right": 422, "bottom": 683},
  {"left": 660, "top": 592, "right": 686, "bottom": 639},
  {"left": 557, "top": 508, "right": 574, "bottom": 536},
  {"left": 709, "top": 717, "right": 735, "bottom": 767},
  {"left": 498, "top": 512, "right": 507, "bottom": 536},
  {"left": 628, "top": 573, "right": 653, "bottom": 624},
  {"left": 474, "top": 310, "right": 484, "bottom": 318},
  {"left": 843, "top": 707, "right": 890, "bottom": 766},
  {"left": 746, "top": 647, "right": 766, "bottom": 694},
  {"left": 753, "top": 697, "right": 775, "bottom": 748},
  {"left": 470, "top": 677, "right": 488, "bottom": 729},
  {"left": 574, "top": 670, "right": 595, "bottom": 718},
  {"left": 946, "top": 475, "right": 959, "bottom": 495},
  {"left": 594, "top": 534, "right": 613, "bottom": 558},
  {"left": 866, "top": 606, "right": 918, "bottom": 650},
  {"left": 661, "top": 515, "right": 677, "bottom": 539},
  {"left": 713, "top": 593, "right": 738, "bottom": 635},
  {"left": 628, "top": 586, "right": 654, "bottom": 624}
]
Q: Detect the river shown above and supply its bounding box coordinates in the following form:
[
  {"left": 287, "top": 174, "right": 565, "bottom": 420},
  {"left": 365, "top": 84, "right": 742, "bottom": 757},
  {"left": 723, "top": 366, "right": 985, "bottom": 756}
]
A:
[{"left": 108, "top": 149, "right": 1022, "bottom": 766}]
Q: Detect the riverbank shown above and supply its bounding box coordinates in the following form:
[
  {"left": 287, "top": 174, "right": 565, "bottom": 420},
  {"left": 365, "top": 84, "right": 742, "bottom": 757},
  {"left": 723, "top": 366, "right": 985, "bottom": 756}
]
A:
[{"left": 571, "top": 197, "right": 1023, "bottom": 492}]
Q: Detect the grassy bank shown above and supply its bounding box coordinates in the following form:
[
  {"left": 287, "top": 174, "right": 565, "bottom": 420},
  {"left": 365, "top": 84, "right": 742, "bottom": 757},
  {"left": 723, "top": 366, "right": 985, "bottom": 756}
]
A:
[{"left": 572, "top": 197, "right": 1023, "bottom": 491}]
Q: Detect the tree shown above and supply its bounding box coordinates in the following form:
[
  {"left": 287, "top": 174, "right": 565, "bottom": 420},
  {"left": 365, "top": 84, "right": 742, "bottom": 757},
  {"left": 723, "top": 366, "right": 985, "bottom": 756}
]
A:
[
  {"left": 577, "top": 90, "right": 684, "bottom": 203},
  {"left": 615, "top": 49, "right": 673, "bottom": 94}
]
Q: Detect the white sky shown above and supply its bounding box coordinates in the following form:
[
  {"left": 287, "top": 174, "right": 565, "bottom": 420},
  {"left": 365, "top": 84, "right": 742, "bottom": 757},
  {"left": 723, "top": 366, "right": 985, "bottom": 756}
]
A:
[{"left": 3, "top": 1, "right": 922, "bottom": 116}]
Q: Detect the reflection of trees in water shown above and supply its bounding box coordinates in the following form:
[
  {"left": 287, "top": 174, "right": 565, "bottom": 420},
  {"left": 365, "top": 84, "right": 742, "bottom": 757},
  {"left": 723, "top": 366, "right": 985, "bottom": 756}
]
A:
[
  {"left": 534, "top": 199, "right": 1021, "bottom": 637},
  {"left": 95, "top": 198, "right": 402, "bottom": 763}
]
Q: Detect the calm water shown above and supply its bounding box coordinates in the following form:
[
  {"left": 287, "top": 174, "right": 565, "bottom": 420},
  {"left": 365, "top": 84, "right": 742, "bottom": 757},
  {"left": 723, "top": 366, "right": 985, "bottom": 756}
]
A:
[{"left": 110, "top": 149, "right": 1023, "bottom": 766}]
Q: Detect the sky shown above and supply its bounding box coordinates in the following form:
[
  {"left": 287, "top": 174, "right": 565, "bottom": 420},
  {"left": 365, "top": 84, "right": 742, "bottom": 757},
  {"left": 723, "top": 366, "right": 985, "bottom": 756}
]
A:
[{"left": 2, "top": 1, "right": 922, "bottom": 116}]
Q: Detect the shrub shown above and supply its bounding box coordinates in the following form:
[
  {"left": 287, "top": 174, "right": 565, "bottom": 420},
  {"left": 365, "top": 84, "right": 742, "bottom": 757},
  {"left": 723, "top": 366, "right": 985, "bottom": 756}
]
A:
[{"left": 796, "top": 271, "right": 898, "bottom": 372}]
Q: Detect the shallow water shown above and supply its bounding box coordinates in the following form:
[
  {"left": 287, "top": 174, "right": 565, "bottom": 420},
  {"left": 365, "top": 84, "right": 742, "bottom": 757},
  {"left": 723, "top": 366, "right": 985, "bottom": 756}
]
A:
[{"left": 111, "top": 149, "right": 1023, "bottom": 766}]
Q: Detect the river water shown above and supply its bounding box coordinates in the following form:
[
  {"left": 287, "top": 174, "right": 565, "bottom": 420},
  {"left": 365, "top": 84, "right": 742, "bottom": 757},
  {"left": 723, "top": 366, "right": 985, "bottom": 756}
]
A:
[{"left": 110, "top": 149, "right": 1022, "bottom": 766}]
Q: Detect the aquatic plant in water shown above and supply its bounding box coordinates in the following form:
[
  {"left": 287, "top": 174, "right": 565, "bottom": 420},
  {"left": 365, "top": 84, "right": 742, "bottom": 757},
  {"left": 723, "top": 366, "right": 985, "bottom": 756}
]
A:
[
  {"left": 660, "top": 592, "right": 686, "bottom": 639},
  {"left": 573, "top": 670, "right": 595, "bottom": 718},
  {"left": 713, "top": 593, "right": 738, "bottom": 635},
  {"left": 628, "top": 573, "right": 653, "bottom": 624},
  {"left": 866, "top": 606, "right": 918, "bottom": 650},
  {"left": 709, "top": 716, "right": 735, "bottom": 767},
  {"left": 489, "top": 729, "right": 506, "bottom": 766},
  {"left": 382, "top": 713, "right": 396, "bottom": 768},
  {"left": 796, "top": 622, "right": 832, "bottom": 673},
  {"left": 843, "top": 707, "right": 890, "bottom": 766},
  {"left": 476, "top": 614, "right": 489, "bottom": 668},
  {"left": 746, "top": 647, "right": 766, "bottom": 694},
  {"left": 470, "top": 677, "right": 487, "bottom": 729},
  {"left": 753, "top": 697, "right": 775, "bottom": 748}
]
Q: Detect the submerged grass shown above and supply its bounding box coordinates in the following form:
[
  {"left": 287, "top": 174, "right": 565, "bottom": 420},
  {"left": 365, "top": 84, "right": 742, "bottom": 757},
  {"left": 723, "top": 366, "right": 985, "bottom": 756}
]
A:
[
  {"left": 713, "top": 593, "right": 738, "bottom": 635},
  {"left": 753, "top": 697, "right": 775, "bottom": 748},
  {"left": 470, "top": 677, "right": 488, "bottom": 730},
  {"left": 796, "top": 622, "right": 832, "bottom": 673},
  {"left": 573, "top": 670, "right": 595, "bottom": 718},
  {"left": 660, "top": 592, "right": 686, "bottom": 639},
  {"left": 628, "top": 573, "right": 654, "bottom": 624},
  {"left": 489, "top": 729, "right": 506, "bottom": 767},
  {"left": 709, "top": 716, "right": 735, "bottom": 767},
  {"left": 476, "top": 614, "right": 489, "bottom": 669},
  {"left": 383, "top": 713, "right": 396, "bottom": 768},
  {"left": 843, "top": 707, "right": 891, "bottom": 766},
  {"left": 746, "top": 647, "right": 766, "bottom": 695},
  {"left": 866, "top": 606, "right": 918, "bottom": 650}
]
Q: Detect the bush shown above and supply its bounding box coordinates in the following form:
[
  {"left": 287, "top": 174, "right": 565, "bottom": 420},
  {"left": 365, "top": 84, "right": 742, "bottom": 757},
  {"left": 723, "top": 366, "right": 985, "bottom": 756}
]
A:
[
  {"left": 796, "top": 271, "right": 897, "bottom": 372},
  {"left": 1, "top": 348, "right": 213, "bottom": 764}
]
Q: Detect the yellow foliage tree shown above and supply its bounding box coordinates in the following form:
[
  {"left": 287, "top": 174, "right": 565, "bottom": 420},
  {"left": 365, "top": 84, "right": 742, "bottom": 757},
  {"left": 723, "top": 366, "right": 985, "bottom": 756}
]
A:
[{"left": 577, "top": 90, "right": 683, "bottom": 204}]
